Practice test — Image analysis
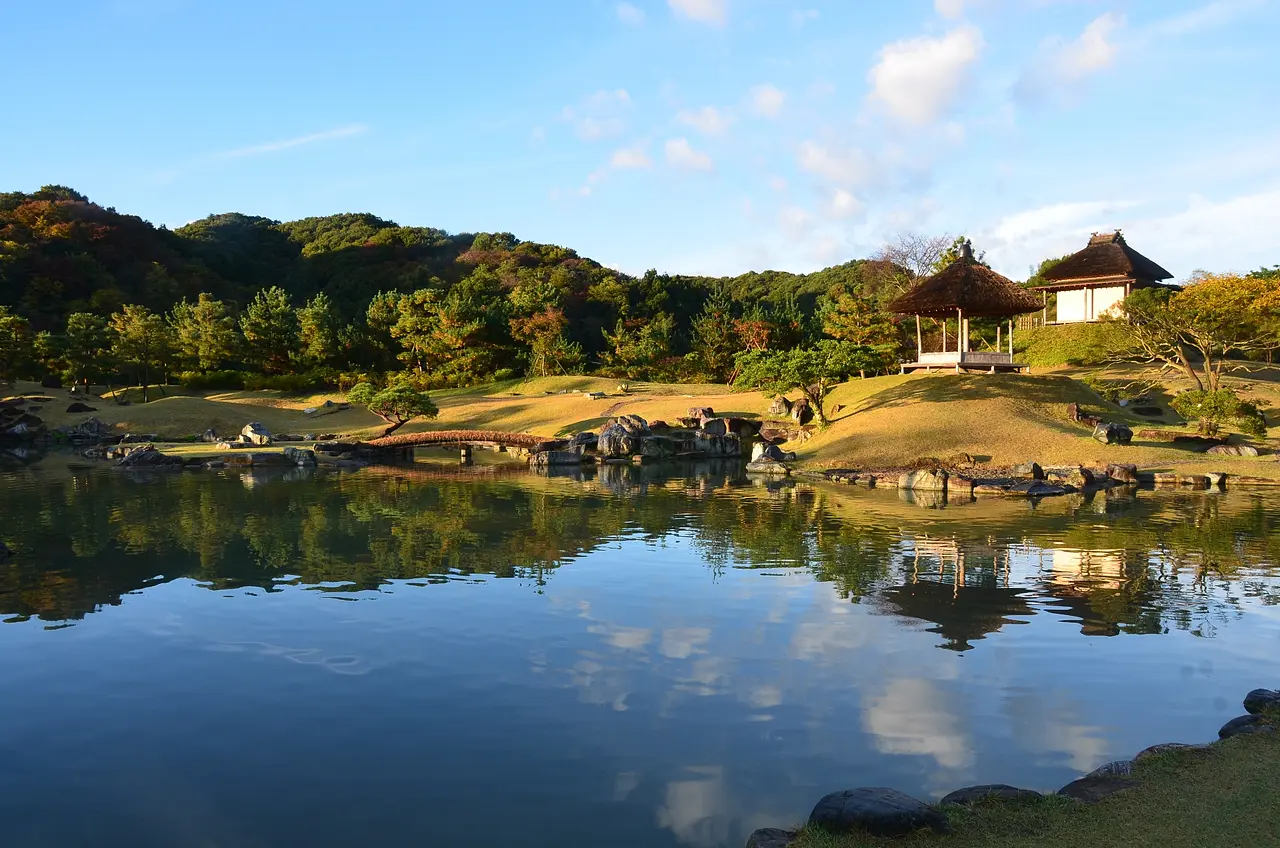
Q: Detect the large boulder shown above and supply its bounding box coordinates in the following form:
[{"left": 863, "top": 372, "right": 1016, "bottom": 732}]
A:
[
  {"left": 241, "top": 422, "right": 273, "bottom": 446},
  {"left": 283, "top": 447, "right": 317, "bottom": 466},
  {"left": 1106, "top": 463, "right": 1140, "bottom": 484},
  {"left": 65, "top": 401, "right": 97, "bottom": 413},
  {"left": 1244, "top": 688, "right": 1280, "bottom": 715},
  {"left": 1093, "top": 422, "right": 1133, "bottom": 445},
  {"left": 808, "top": 788, "right": 949, "bottom": 837},
  {"left": 60, "top": 417, "right": 112, "bottom": 441},
  {"left": 899, "top": 469, "right": 948, "bottom": 492},
  {"left": 598, "top": 415, "right": 651, "bottom": 457},
  {"left": 746, "top": 459, "right": 790, "bottom": 476},
  {"left": 1057, "top": 776, "right": 1138, "bottom": 803},
  {"left": 639, "top": 435, "right": 677, "bottom": 459},
  {"left": 568, "top": 431, "right": 598, "bottom": 450},
  {"left": 1207, "top": 444, "right": 1261, "bottom": 457},
  {"left": 752, "top": 442, "right": 786, "bottom": 462},
  {"left": 768, "top": 397, "right": 793, "bottom": 417},
  {"left": 1219, "top": 714, "right": 1269, "bottom": 738},
  {"left": 1012, "top": 461, "right": 1045, "bottom": 480},
  {"left": 688, "top": 406, "right": 715, "bottom": 421},
  {"left": 116, "top": 447, "right": 184, "bottom": 468},
  {"left": 744, "top": 827, "right": 796, "bottom": 848},
  {"left": 530, "top": 449, "right": 585, "bottom": 467},
  {"left": 791, "top": 399, "right": 813, "bottom": 425},
  {"left": 691, "top": 431, "right": 741, "bottom": 457},
  {"left": 200, "top": 428, "right": 219, "bottom": 443}
]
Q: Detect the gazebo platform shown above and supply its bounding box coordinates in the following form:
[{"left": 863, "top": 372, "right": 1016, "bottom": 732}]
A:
[{"left": 901, "top": 351, "right": 1028, "bottom": 374}]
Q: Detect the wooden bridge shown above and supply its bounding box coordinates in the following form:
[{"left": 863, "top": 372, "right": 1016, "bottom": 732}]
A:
[{"left": 363, "top": 430, "right": 563, "bottom": 463}]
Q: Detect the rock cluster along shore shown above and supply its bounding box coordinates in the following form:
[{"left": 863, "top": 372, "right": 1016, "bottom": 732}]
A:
[
  {"left": 528, "top": 409, "right": 799, "bottom": 476},
  {"left": 90, "top": 421, "right": 364, "bottom": 471},
  {"left": 743, "top": 688, "right": 1279, "bottom": 847}
]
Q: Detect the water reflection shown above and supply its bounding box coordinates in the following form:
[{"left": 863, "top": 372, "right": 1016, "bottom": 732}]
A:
[{"left": 1, "top": 462, "right": 1279, "bottom": 848}]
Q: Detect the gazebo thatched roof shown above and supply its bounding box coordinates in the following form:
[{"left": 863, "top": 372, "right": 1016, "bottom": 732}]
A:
[
  {"left": 1031, "top": 231, "right": 1172, "bottom": 291},
  {"left": 886, "top": 241, "right": 1041, "bottom": 319}
]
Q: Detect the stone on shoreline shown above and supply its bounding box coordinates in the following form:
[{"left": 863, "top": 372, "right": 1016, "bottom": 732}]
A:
[
  {"left": 1243, "top": 689, "right": 1280, "bottom": 715},
  {"left": 744, "top": 828, "right": 796, "bottom": 848},
  {"left": 1135, "top": 742, "right": 1209, "bottom": 762},
  {"left": 1207, "top": 444, "right": 1260, "bottom": 457},
  {"left": 1011, "top": 461, "right": 1044, "bottom": 480},
  {"left": 808, "top": 787, "right": 949, "bottom": 837},
  {"left": 530, "top": 449, "right": 585, "bottom": 467},
  {"left": 1218, "top": 714, "right": 1268, "bottom": 738},
  {"left": 1106, "top": 463, "right": 1139, "bottom": 484},
  {"left": 241, "top": 422, "right": 273, "bottom": 446},
  {"left": 1057, "top": 776, "right": 1139, "bottom": 803},
  {"left": 898, "top": 469, "right": 947, "bottom": 492},
  {"left": 1086, "top": 760, "right": 1135, "bottom": 779},
  {"left": 939, "top": 785, "right": 1041, "bottom": 806},
  {"left": 746, "top": 459, "right": 790, "bottom": 476}
]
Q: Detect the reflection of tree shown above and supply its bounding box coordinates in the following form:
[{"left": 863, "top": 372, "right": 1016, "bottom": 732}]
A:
[{"left": 0, "top": 470, "right": 1277, "bottom": 643}]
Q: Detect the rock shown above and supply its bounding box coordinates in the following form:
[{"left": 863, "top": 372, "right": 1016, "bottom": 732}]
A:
[
  {"left": 318, "top": 433, "right": 338, "bottom": 441},
  {"left": 204, "top": 460, "right": 225, "bottom": 469},
  {"left": 688, "top": 406, "right": 715, "bottom": 421},
  {"left": 283, "top": 447, "right": 317, "bottom": 466},
  {"left": 200, "top": 428, "right": 218, "bottom": 443},
  {"left": 744, "top": 827, "right": 796, "bottom": 848},
  {"left": 241, "top": 422, "right": 273, "bottom": 446},
  {"left": 1244, "top": 689, "right": 1280, "bottom": 715},
  {"left": 898, "top": 469, "right": 948, "bottom": 492},
  {"left": 65, "top": 402, "right": 97, "bottom": 413},
  {"left": 60, "top": 417, "right": 111, "bottom": 441},
  {"left": 583, "top": 391, "right": 606, "bottom": 400},
  {"left": 247, "top": 452, "right": 289, "bottom": 467},
  {"left": 1219, "top": 714, "right": 1268, "bottom": 738},
  {"left": 1093, "top": 422, "right": 1134, "bottom": 445},
  {"left": 1135, "top": 742, "right": 1208, "bottom": 762},
  {"left": 1205, "top": 472, "right": 1227, "bottom": 489},
  {"left": 746, "top": 460, "right": 790, "bottom": 476},
  {"left": 768, "top": 397, "right": 793, "bottom": 416},
  {"left": 940, "top": 785, "right": 1042, "bottom": 806},
  {"left": 973, "top": 483, "right": 1011, "bottom": 496},
  {"left": 701, "top": 417, "right": 730, "bottom": 436},
  {"left": 808, "top": 788, "right": 949, "bottom": 837},
  {"left": 1106, "top": 463, "right": 1140, "bottom": 484},
  {"left": 791, "top": 399, "right": 813, "bottom": 425},
  {"left": 598, "top": 415, "right": 651, "bottom": 457},
  {"left": 1057, "top": 776, "right": 1139, "bottom": 803},
  {"left": 530, "top": 449, "right": 585, "bottom": 467},
  {"left": 215, "top": 441, "right": 234, "bottom": 450},
  {"left": 1087, "top": 760, "right": 1135, "bottom": 779},
  {"left": 303, "top": 407, "right": 317, "bottom": 415},
  {"left": 116, "top": 447, "right": 184, "bottom": 468},
  {"left": 1151, "top": 472, "right": 1180, "bottom": 486},
  {"left": 752, "top": 442, "right": 787, "bottom": 462},
  {"left": 569, "top": 431, "right": 599, "bottom": 450},
  {"left": 1207, "top": 444, "right": 1260, "bottom": 457}
]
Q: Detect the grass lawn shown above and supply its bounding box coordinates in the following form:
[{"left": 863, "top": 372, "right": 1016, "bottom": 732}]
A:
[{"left": 790, "top": 730, "right": 1280, "bottom": 848}]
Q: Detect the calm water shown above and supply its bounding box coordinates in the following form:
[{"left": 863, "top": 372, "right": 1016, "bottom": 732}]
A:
[{"left": 2, "top": 459, "right": 1279, "bottom": 848}]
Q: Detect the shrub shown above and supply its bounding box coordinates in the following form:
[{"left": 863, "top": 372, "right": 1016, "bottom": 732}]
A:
[
  {"left": 1015, "top": 323, "right": 1131, "bottom": 367},
  {"left": 1170, "top": 389, "right": 1269, "bottom": 438},
  {"left": 177, "top": 370, "right": 247, "bottom": 391},
  {"left": 492, "top": 368, "right": 520, "bottom": 382},
  {"left": 242, "top": 370, "right": 338, "bottom": 393}
]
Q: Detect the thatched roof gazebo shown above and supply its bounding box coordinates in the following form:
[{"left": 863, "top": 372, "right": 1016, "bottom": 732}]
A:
[{"left": 886, "top": 241, "right": 1041, "bottom": 373}]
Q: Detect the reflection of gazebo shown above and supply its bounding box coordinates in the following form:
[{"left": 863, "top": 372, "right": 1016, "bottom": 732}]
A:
[
  {"left": 878, "top": 581, "right": 1034, "bottom": 651},
  {"left": 886, "top": 241, "right": 1041, "bottom": 373}
]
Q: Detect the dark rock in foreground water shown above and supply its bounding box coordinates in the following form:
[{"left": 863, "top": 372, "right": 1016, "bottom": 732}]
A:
[
  {"left": 1219, "top": 714, "right": 1269, "bottom": 738},
  {"left": 940, "top": 784, "right": 1042, "bottom": 806},
  {"left": 1057, "top": 776, "right": 1139, "bottom": 803},
  {"left": 744, "top": 827, "right": 796, "bottom": 848},
  {"left": 809, "top": 787, "right": 949, "bottom": 836},
  {"left": 1243, "top": 689, "right": 1280, "bottom": 715}
]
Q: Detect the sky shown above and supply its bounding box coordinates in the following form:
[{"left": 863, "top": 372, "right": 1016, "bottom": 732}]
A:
[{"left": 2, "top": 0, "right": 1278, "bottom": 281}]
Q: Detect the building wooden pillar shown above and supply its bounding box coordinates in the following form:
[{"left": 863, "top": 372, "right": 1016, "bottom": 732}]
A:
[
  {"left": 996, "top": 324, "right": 1001, "bottom": 351},
  {"left": 1009, "top": 319, "right": 1014, "bottom": 357},
  {"left": 1041, "top": 291, "right": 1047, "bottom": 326},
  {"left": 915, "top": 315, "right": 923, "bottom": 360},
  {"left": 941, "top": 318, "right": 947, "bottom": 353},
  {"left": 957, "top": 308, "right": 966, "bottom": 359}
]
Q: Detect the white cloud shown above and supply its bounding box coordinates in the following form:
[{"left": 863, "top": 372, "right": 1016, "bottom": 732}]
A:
[
  {"left": 668, "top": 0, "right": 727, "bottom": 26},
  {"left": 616, "top": 2, "right": 646, "bottom": 25},
  {"left": 796, "top": 140, "right": 873, "bottom": 186},
  {"left": 934, "top": 0, "right": 964, "bottom": 19},
  {"left": 1016, "top": 13, "right": 1125, "bottom": 102},
  {"left": 826, "top": 188, "right": 863, "bottom": 220},
  {"left": 778, "top": 206, "right": 813, "bottom": 240},
  {"left": 1145, "top": 0, "right": 1263, "bottom": 40},
  {"left": 611, "top": 145, "right": 653, "bottom": 168},
  {"left": 867, "top": 26, "right": 984, "bottom": 125},
  {"left": 676, "top": 105, "right": 732, "bottom": 136},
  {"left": 665, "top": 137, "right": 714, "bottom": 170},
  {"left": 749, "top": 84, "right": 786, "bottom": 118},
  {"left": 214, "top": 124, "right": 368, "bottom": 159}
]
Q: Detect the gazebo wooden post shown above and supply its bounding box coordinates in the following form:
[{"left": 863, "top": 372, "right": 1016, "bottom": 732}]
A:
[
  {"left": 996, "top": 323, "right": 1001, "bottom": 352},
  {"left": 915, "top": 315, "right": 923, "bottom": 360},
  {"left": 941, "top": 318, "right": 946, "bottom": 352},
  {"left": 1008, "top": 318, "right": 1014, "bottom": 356}
]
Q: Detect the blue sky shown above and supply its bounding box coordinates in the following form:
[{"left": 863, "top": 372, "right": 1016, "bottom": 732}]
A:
[{"left": 3, "top": 0, "right": 1277, "bottom": 280}]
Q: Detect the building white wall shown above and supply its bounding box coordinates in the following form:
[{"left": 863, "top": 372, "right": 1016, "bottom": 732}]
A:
[{"left": 1055, "top": 284, "right": 1129, "bottom": 323}]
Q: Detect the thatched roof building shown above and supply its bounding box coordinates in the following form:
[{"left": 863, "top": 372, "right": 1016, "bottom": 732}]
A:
[
  {"left": 1034, "top": 231, "right": 1172, "bottom": 291},
  {"left": 886, "top": 241, "right": 1041, "bottom": 319},
  {"left": 1029, "top": 231, "right": 1172, "bottom": 324}
]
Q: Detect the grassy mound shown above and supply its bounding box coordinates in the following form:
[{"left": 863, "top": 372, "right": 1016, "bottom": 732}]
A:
[{"left": 1016, "top": 323, "right": 1130, "bottom": 367}]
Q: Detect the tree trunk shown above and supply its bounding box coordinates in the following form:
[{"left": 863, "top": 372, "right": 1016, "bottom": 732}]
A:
[
  {"left": 142, "top": 362, "right": 150, "bottom": 404},
  {"left": 807, "top": 386, "right": 830, "bottom": 427},
  {"left": 1177, "top": 348, "right": 1204, "bottom": 392},
  {"left": 380, "top": 417, "right": 408, "bottom": 437}
]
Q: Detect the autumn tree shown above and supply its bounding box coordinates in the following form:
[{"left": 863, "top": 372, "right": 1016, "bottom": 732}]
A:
[
  {"left": 873, "top": 232, "right": 953, "bottom": 293},
  {"left": 348, "top": 382, "right": 438, "bottom": 436},
  {"left": 733, "top": 340, "right": 895, "bottom": 427},
  {"left": 509, "top": 307, "right": 584, "bottom": 377},
  {"left": 110, "top": 304, "right": 173, "bottom": 402},
  {"left": 240, "top": 286, "right": 299, "bottom": 374},
  {"left": 1117, "top": 272, "right": 1280, "bottom": 392},
  {"left": 170, "top": 293, "right": 237, "bottom": 372}
]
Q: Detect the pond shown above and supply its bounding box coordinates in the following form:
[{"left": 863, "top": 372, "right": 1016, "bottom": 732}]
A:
[{"left": 1, "top": 460, "right": 1278, "bottom": 847}]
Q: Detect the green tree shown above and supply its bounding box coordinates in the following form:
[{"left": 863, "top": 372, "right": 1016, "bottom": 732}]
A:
[
  {"left": 348, "top": 382, "right": 439, "bottom": 436},
  {"left": 391, "top": 275, "right": 509, "bottom": 385},
  {"left": 819, "top": 289, "right": 900, "bottom": 349},
  {"left": 296, "top": 292, "right": 342, "bottom": 368},
  {"left": 690, "top": 288, "right": 741, "bottom": 381},
  {"left": 170, "top": 293, "right": 237, "bottom": 372},
  {"left": 240, "top": 286, "right": 299, "bottom": 375},
  {"left": 0, "top": 307, "right": 34, "bottom": 384},
  {"left": 110, "top": 304, "right": 173, "bottom": 402},
  {"left": 57, "top": 312, "right": 114, "bottom": 389},
  {"left": 509, "top": 307, "right": 584, "bottom": 377},
  {"left": 602, "top": 313, "right": 675, "bottom": 378},
  {"left": 733, "top": 340, "right": 895, "bottom": 426},
  {"left": 1118, "top": 272, "right": 1280, "bottom": 392},
  {"left": 1170, "top": 389, "right": 1268, "bottom": 438}
]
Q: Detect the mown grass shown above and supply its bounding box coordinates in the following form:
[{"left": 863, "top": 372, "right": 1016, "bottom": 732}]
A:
[{"left": 790, "top": 731, "right": 1280, "bottom": 848}]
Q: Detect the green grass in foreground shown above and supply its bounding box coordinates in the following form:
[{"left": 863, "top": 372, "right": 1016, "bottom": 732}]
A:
[{"left": 791, "top": 730, "right": 1280, "bottom": 848}]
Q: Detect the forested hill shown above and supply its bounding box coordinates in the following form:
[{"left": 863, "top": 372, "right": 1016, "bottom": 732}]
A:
[{"left": 0, "top": 184, "right": 909, "bottom": 386}]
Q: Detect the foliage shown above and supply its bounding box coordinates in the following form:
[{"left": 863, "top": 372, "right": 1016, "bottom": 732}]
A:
[
  {"left": 51, "top": 312, "right": 114, "bottom": 388},
  {"left": 241, "top": 370, "right": 337, "bottom": 393},
  {"left": 169, "top": 293, "right": 237, "bottom": 372},
  {"left": 1119, "top": 273, "right": 1280, "bottom": 391},
  {"left": 176, "top": 369, "right": 247, "bottom": 391},
  {"left": 819, "top": 289, "right": 901, "bottom": 348},
  {"left": 239, "top": 286, "right": 299, "bottom": 375},
  {"left": 601, "top": 313, "right": 676, "bottom": 379},
  {"left": 509, "top": 307, "right": 584, "bottom": 377},
  {"left": 109, "top": 304, "right": 172, "bottom": 403},
  {"left": 348, "top": 381, "right": 439, "bottom": 435},
  {"left": 733, "top": 340, "right": 896, "bottom": 426},
  {"left": 1026, "top": 254, "right": 1070, "bottom": 288},
  {"left": 1170, "top": 389, "right": 1269, "bottom": 438},
  {"left": 0, "top": 306, "right": 34, "bottom": 383},
  {"left": 1015, "top": 323, "right": 1132, "bottom": 367}
]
